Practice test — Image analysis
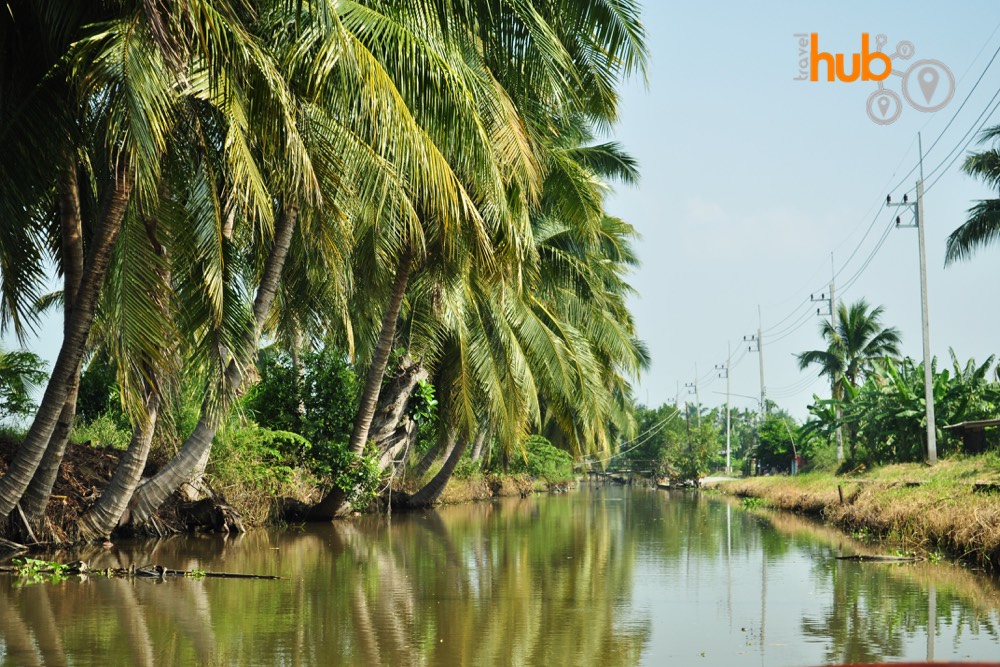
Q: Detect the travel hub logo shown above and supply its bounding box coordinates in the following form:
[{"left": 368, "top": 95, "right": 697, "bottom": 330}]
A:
[{"left": 794, "top": 32, "right": 955, "bottom": 125}]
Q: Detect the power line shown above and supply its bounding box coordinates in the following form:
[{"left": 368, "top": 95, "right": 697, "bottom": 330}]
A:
[{"left": 925, "top": 91, "right": 1000, "bottom": 194}]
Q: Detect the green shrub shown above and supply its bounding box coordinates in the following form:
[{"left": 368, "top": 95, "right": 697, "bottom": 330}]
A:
[
  {"left": 72, "top": 413, "right": 131, "bottom": 449},
  {"left": 453, "top": 456, "right": 483, "bottom": 480},
  {"left": 324, "top": 441, "right": 383, "bottom": 510},
  {"left": 212, "top": 422, "right": 300, "bottom": 488},
  {"left": 507, "top": 435, "right": 574, "bottom": 483}
]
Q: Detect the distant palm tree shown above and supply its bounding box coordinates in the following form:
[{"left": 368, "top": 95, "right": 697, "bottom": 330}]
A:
[
  {"left": 946, "top": 125, "right": 1000, "bottom": 264},
  {"left": 798, "top": 299, "right": 902, "bottom": 460},
  {"left": 0, "top": 349, "right": 47, "bottom": 422}
]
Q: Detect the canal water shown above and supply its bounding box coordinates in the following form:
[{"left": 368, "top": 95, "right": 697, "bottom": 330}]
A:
[{"left": 3, "top": 485, "right": 1000, "bottom": 666}]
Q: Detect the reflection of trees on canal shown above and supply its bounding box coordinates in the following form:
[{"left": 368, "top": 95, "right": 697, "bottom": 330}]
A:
[
  {"left": 2, "top": 490, "right": 999, "bottom": 665},
  {"left": 753, "top": 504, "right": 1000, "bottom": 665},
  {"left": 314, "top": 494, "right": 651, "bottom": 666},
  {"left": 0, "top": 575, "right": 220, "bottom": 664}
]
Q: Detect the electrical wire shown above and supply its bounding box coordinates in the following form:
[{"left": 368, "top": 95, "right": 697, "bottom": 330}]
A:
[
  {"left": 673, "top": 25, "right": 1000, "bottom": 408},
  {"left": 925, "top": 91, "right": 1000, "bottom": 193},
  {"left": 588, "top": 408, "right": 681, "bottom": 464}
]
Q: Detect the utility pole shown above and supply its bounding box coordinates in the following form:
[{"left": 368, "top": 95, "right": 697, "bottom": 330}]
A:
[
  {"left": 685, "top": 366, "right": 701, "bottom": 428},
  {"left": 811, "top": 255, "right": 844, "bottom": 462},
  {"left": 744, "top": 306, "right": 766, "bottom": 420},
  {"left": 716, "top": 344, "right": 731, "bottom": 474},
  {"left": 888, "top": 132, "right": 937, "bottom": 465}
]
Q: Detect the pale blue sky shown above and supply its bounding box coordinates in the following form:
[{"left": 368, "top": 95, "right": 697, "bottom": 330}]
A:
[{"left": 610, "top": 1, "right": 1000, "bottom": 418}]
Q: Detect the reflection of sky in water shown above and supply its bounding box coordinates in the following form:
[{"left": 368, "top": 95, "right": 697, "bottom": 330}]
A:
[{"left": 619, "top": 489, "right": 1000, "bottom": 666}]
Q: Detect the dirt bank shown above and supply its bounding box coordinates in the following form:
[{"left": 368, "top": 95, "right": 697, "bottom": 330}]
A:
[
  {"left": 0, "top": 436, "right": 571, "bottom": 547},
  {"left": 712, "top": 457, "right": 1000, "bottom": 572}
]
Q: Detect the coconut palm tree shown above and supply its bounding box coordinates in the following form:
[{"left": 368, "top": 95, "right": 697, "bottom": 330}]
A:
[
  {"left": 0, "top": 349, "right": 47, "bottom": 422},
  {"left": 398, "top": 120, "right": 648, "bottom": 507},
  {"left": 798, "top": 299, "right": 902, "bottom": 460},
  {"left": 946, "top": 125, "right": 1000, "bottom": 264}
]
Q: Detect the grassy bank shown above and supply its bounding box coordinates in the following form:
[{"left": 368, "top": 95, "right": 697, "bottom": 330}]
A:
[{"left": 714, "top": 454, "right": 1000, "bottom": 571}]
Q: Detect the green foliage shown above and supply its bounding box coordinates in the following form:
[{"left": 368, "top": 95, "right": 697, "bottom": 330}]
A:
[
  {"left": 77, "top": 353, "right": 126, "bottom": 427},
  {"left": 623, "top": 404, "right": 721, "bottom": 480},
  {"left": 755, "top": 412, "right": 798, "bottom": 472},
  {"left": 11, "top": 558, "right": 69, "bottom": 585},
  {"left": 212, "top": 423, "right": 302, "bottom": 489},
  {"left": 805, "top": 351, "right": 1000, "bottom": 466},
  {"left": 0, "top": 348, "right": 47, "bottom": 422},
  {"left": 407, "top": 379, "right": 438, "bottom": 423},
  {"left": 507, "top": 435, "right": 574, "bottom": 483},
  {"left": 452, "top": 456, "right": 483, "bottom": 480},
  {"left": 71, "top": 413, "right": 132, "bottom": 449},
  {"left": 323, "top": 441, "right": 383, "bottom": 511},
  {"left": 243, "top": 348, "right": 303, "bottom": 434},
  {"left": 740, "top": 497, "right": 765, "bottom": 511},
  {"left": 245, "top": 343, "right": 359, "bottom": 449}
]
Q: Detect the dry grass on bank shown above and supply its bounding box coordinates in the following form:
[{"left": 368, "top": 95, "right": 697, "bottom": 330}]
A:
[{"left": 716, "top": 454, "right": 1000, "bottom": 570}]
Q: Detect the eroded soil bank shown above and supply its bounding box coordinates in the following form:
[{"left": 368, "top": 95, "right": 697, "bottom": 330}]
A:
[
  {"left": 0, "top": 436, "right": 567, "bottom": 548},
  {"left": 712, "top": 456, "right": 1000, "bottom": 572}
]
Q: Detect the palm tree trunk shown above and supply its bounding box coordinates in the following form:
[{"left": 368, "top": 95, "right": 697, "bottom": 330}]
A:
[
  {"left": 291, "top": 323, "right": 306, "bottom": 419},
  {"left": 469, "top": 430, "right": 488, "bottom": 463},
  {"left": 21, "top": 154, "right": 85, "bottom": 524},
  {"left": 77, "top": 216, "right": 169, "bottom": 539},
  {"left": 76, "top": 387, "right": 160, "bottom": 540},
  {"left": 309, "top": 250, "right": 413, "bottom": 521},
  {"left": 0, "top": 169, "right": 131, "bottom": 520},
  {"left": 406, "top": 433, "right": 468, "bottom": 507},
  {"left": 833, "top": 377, "right": 844, "bottom": 463},
  {"left": 412, "top": 431, "right": 456, "bottom": 480},
  {"left": 348, "top": 250, "right": 413, "bottom": 456},
  {"left": 126, "top": 203, "right": 298, "bottom": 527},
  {"left": 368, "top": 356, "right": 427, "bottom": 451}
]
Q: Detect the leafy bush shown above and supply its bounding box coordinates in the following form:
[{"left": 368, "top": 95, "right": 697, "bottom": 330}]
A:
[
  {"left": 320, "top": 441, "right": 383, "bottom": 510},
  {"left": 76, "top": 353, "right": 126, "bottom": 427},
  {"left": 407, "top": 379, "right": 437, "bottom": 423},
  {"left": 453, "top": 456, "right": 483, "bottom": 480},
  {"left": 244, "top": 343, "right": 359, "bottom": 447},
  {"left": 507, "top": 435, "right": 574, "bottom": 483},
  {"left": 71, "top": 413, "right": 131, "bottom": 449},
  {"left": 212, "top": 423, "right": 300, "bottom": 487}
]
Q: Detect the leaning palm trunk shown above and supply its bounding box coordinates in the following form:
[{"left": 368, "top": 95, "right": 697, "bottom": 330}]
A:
[
  {"left": 77, "top": 218, "right": 170, "bottom": 539},
  {"left": 368, "top": 356, "right": 428, "bottom": 453},
  {"left": 348, "top": 251, "right": 413, "bottom": 457},
  {"left": 0, "top": 171, "right": 131, "bottom": 520},
  {"left": 126, "top": 204, "right": 298, "bottom": 527},
  {"left": 311, "top": 252, "right": 413, "bottom": 520},
  {"left": 20, "top": 370, "right": 81, "bottom": 525},
  {"left": 468, "top": 430, "right": 488, "bottom": 463},
  {"left": 406, "top": 433, "right": 468, "bottom": 507},
  {"left": 411, "top": 431, "right": 457, "bottom": 480},
  {"left": 21, "top": 155, "right": 86, "bottom": 525},
  {"left": 76, "top": 387, "right": 160, "bottom": 540}
]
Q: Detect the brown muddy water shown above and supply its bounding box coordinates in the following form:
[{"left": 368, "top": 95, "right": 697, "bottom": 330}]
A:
[{"left": 2, "top": 485, "right": 1000, "bottom": 666}]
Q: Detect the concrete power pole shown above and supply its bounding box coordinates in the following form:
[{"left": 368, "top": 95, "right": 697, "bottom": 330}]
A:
[
  {"left": 744, "top": 306, "right": 766, "bottom": 420},
  {"left": 889, "top": 133, "right": 937, "bottom": 465},
  {"left": 715, "top": 344, "right": 731, "bottom": 474},
  {"left": 685, "top": 368, "right": 701, "bottom": 428},
  {"left": 811, "top": 256, "right": 844, "bottom": 462}
]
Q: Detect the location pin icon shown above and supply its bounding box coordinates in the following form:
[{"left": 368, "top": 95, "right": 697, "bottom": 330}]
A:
[
  {"left": 877, "top": 96, "right": 891, "bottom": 117},
  {"left": 918, "top": 67, "right": 940, "bottom": 103}
]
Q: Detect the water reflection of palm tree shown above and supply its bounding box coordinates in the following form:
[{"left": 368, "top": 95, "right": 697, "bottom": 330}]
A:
[
  {"left": 0, "top": 587, "right": 47, "bottom": 666},
  {"left": 19, "top": 581, "right": 67, "bottom": 665},
  {"left": 100, "top": 580, "right": 157, "bottom": 667}
]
